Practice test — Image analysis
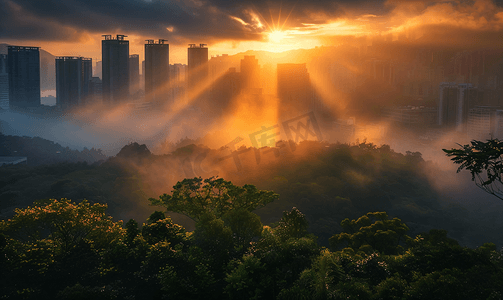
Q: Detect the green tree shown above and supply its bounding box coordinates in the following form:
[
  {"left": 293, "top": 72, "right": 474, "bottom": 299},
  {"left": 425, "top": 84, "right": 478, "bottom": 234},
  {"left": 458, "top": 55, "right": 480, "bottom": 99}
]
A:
[
  {"left": 329, "top": 212, "right": 409, "bottom": 255},
  {"left": 292, "top": 249, "right": 344, "bottom": 300},
  {"left": 226, "top": 208, "right": 319, "bottom": 299},
  {"left": 443, "top": 139, "right": 503, "bottom": 200},
  {"left": 274, "top": 207, "right": 309, "bottom": 240},
  {"left": 0, "top": 198, "right": 125, "bottom": 299},
  {"left": 149, "top": 177, "right": 278, "bottom": 221},
  {"left": 141, "top": 211, "right": 187, "bottom": 245},
  {"left": 222, "top": 208, "right": 263, "bottom": 250},
  {"left": 1, "top": 198, "right": 124, "bottom": 253}
]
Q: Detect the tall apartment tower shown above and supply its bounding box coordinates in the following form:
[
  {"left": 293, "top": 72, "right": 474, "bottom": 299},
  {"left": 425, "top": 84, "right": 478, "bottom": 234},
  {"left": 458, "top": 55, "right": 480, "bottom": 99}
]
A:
[
  {"left": 7, "top": 46, "right": 40, "bottom": 109},
  {"left": 94, "top": 61, "right": 102, "bottom": 79},
  {"left": 102, "top": 34, "right": 129, "bottom": 104},
  {"left": 438, "top": 82, "right": 483, "bottom": 132},
  {"left": 169, "top": 63, "right": 188, "bottom": 104},
  {"left": 56, "top": 57, "right": 92, "bottom": 110},
  {"left": 187, "top": 44, "right": 208, "bottom": 91},
  {"left": 144, "top": 39, "right": 169, "bottom": 103},
  {"left": 0, "top": 54, "right": 8, "bottom": 110},
  {"left": 277, "top": 63, "right": 313, "bottom": 120},
  {"left": 88, "top": 77, "right": 103, "bottom": 104},
  {"left": 240, "top": 55, "right": 260, "bottom": 90},
  {"left": 129, "top": 54, "right": 140, "bottom": 95}
]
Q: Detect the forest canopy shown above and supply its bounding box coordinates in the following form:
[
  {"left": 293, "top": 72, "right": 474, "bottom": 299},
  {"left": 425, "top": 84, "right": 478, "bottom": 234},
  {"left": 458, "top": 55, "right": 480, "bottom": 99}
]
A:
[{"left": 1, "top": 195, "right": 502, "bottom": 299}]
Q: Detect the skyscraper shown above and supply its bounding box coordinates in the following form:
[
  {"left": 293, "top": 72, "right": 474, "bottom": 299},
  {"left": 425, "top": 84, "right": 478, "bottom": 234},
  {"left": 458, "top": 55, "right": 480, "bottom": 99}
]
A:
[
  {"left": 187, "top": 44, "right": 208, "bottom": 91},
  {"left": 56, "top": 57, "right": 92, "bottom": 110},
  {"left": 438, "top": 82, "right": 483, "bottom": 132},
  {"left": 144, "top": 39, "right": 169, "bottom": 103},
  {"left": 467, "top": 106, "right": 499, "bottom": 140},
  {"left": 88, "top": 77, "right": 103, "bottom": 104},
  {"left": 8, "top": 46, "right": 40, "bottom": 109},
  {"left": 169, "top": 63, "right": 188, "bottom": 104},
  {"left": 94, "top": 61, "right": 102, "bottom": 79},
  {"left": 0, "top": 54, "right": 8, "bottom": 110},
  {"left": 277, "top": 63, "right": 313, "bottom": 120},
  {"left": 240, "top": 55, "right": 260, "bottom": 90},
  {"left": 129, "top": 54, "right": 140, "bottom": 95},
  {"left": 102, "top": 34, "right": 129, "bottom": 104}
]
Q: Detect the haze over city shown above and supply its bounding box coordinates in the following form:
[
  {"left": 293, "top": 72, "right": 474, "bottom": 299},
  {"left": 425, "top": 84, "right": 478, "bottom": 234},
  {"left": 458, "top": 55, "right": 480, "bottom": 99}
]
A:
[{"left": 3, "top": 1, "right": 503, "bottom": 298}]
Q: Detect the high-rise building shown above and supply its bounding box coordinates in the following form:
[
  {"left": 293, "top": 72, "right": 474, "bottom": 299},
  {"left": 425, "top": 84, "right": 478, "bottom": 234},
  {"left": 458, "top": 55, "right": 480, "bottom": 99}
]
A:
[
  {"left": 382, "top": 106, "right": 437, "bottom": 127},
  {"left": 0, "top": 54, "right": 8, "bottom": 110},
  {"left": 140, "top": 60, "right": 145, "bottom": 91},
  {"left": 88, "top": 77, "right": 103, "bottom": 104},
  {"left": 277, "top": 63, "right": 313, "bottom": 120},
  {"left": 240, "top": 55, "right": 260, "bottom": 90},
  {"left": 188, "top": 44, "right": 208, "bottom": 91},
  {"left": 467, "top": 106, "right": 499, "bottom": 140},
  {"left": 144, "top": 40, "right": 169, "bottom": 103},
  {"left": 94, "top": 61, "right": 102, "bottom": 79},
  {"left": 7, "top": 46, "right": 40, "bottom": 109},
  {"left": 438, "top": 82, "right": 483, "bottom": 132},
  {"left": 169, "top": 63, "right": 188, "bottom": 104},
  {"left": 209, "top": 54, "right": 233, "bottom": 81},
  {"left": 129, "top": 54, "right": 140, "bottom": 95},
  {"left": 102, "top": 34, "right": 129, "bottom": 104},
  {"left": 210, "top": 67, "right": 241, "bottom": 113},
  {"left": 56, "top": 57, "right": 92, "bottom": 110}
]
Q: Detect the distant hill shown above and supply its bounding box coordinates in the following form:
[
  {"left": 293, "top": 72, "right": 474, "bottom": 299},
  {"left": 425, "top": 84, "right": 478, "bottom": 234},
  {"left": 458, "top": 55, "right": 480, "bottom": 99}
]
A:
[
  {"left": 0, "top": 133, "right": 107, "bottom": 166},
  {"left": 0, "top": 43, "right": 55, "bottom": 91}
]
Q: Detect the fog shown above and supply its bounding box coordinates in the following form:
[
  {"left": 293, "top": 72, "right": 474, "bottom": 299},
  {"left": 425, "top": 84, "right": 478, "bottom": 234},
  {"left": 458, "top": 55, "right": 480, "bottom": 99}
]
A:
[
  {"left": 5, "top": 18, "right": 503, "bottom": 247},
  {"left": 0, "top": 109, "right": 171, "bottom": 156}
]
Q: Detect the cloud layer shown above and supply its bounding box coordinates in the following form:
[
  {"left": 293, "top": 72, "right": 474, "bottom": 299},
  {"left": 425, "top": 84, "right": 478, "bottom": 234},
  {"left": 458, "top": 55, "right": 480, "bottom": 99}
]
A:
[{"left": 2, "top": 0, "right": 503, "bottom": 50}]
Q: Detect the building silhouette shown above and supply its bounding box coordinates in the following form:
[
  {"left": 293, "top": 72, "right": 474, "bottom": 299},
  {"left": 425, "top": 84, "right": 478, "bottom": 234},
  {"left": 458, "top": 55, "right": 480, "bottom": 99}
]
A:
[
  {"left": 0, "top": 54, "right": 8, "bottom": 110},
  {"left": 209, "top": 54, "right": 235, "bottom": 83},
  {"left": 144, "top": 40, "right": 169, "bottom": 103},
  {"left": 438, "top": 82, "right": 483, "bottom": 132},
  {"left": 210, "top": 67, "right": 241, "bottom": 114},
  {"left": 188, "top": 44, "right": 208, "bottom": 91},
  {"left": 467, "top": 106, "right": 500, "bottom": 140},
  {"left": 56, "top": 57, "right": 92, "bottom": 110},
  {"left": 94, "top": 61, "right": 102, "bottom": 79},
  {"left": 102, "top": 35, "right": 129, "bottom": 104},
  {"left": 382, "top": 106, "right": 437, "bottom": 128},
  {"left": 129, "top": 54, "right": 140, "bottom": 95},
  {"left": 277, "top": 63, "right": 313, "bottom": 120},
  {"left": 240, "top": 55, "right": 260, "bottom": 91},
  {"left": 88, "top": 77, "right": 103, "bottom": 105},
  {"left": 7, "top": 46, "right": 40, "bottom": 109},
  {"left": 169, "top": 63, "right": 187, "bottom": 105}
]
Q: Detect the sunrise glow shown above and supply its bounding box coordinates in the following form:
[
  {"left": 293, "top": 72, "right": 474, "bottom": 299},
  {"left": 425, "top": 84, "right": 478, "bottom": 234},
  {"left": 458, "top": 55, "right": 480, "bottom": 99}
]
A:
[{"left": 268, "top": 30, "right": 288, "bottom": 43}]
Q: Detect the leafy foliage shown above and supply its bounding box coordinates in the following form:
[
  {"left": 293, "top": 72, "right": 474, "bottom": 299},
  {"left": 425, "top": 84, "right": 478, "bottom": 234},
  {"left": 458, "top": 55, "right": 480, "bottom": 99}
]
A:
[
  {"left": 1, "top": 193, "right": 503, "bottom": 299},
  {"left": 149, "top": 176, "right": 278, "bottom": 221},
  {"left": 329, "top": 212, "right": 409, "bottom": 255},
  {"left": 443, "top": 139, "right": 503, "bottom": 200},
  {"left": 1, "top": 198, "right": 124, "bottom": 252}
]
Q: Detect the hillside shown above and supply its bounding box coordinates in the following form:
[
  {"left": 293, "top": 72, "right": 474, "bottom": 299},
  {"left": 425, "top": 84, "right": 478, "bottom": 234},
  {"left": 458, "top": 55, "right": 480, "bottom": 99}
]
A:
[{"left": 1, "top": 138, "right": 502, "bottom": 248}]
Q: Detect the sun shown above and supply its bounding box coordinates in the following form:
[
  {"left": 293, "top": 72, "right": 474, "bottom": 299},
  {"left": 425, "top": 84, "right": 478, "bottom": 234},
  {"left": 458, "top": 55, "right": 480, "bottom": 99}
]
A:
[{"left": 268, "top": 30, "right": 287, "bottom": 43}]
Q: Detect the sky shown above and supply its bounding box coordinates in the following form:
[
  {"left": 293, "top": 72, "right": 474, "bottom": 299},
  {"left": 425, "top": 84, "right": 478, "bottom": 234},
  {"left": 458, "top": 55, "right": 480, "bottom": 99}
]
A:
[{"left": 2, "top": 0, "right": 503, "bottom": 64}]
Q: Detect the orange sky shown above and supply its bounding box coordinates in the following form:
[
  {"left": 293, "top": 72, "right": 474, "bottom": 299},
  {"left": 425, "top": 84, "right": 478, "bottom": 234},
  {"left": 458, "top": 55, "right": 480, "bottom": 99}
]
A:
[{"left": 3, "top": 0, "right": 503, "bottom": 63}]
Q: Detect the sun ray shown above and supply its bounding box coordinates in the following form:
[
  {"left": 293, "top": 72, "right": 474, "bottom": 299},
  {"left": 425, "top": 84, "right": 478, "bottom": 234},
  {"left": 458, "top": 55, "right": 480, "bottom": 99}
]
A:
[
  {"left": 277, "top": 5, "right": 282, "bottom": 30},
  {"left": 281, "top": 4, "right": 297, "bottom": 31},
  {"left": 251, "top": 4, "right": 274, "bottom": 33}
]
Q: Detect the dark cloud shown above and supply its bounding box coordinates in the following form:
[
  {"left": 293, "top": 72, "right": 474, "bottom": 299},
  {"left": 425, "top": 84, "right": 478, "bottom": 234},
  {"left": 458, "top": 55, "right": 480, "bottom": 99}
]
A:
[
  {"left": 3, "top": 0, "right": 503, "bottom": 49},
  {"left": 0, "top": 0, "right": 388, "bottom": 44}
]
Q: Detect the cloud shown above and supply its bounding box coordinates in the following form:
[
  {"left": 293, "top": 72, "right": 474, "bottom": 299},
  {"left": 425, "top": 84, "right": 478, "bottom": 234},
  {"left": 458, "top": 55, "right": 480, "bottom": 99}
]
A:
[
  {"left": 2, "top": 0, "right": 503, "bottom": 51},
  {"left": 0, "top": 0, "right": 387, "bottom": 45},
  {"left": 383, "top": 0, "right": 503, "bottom": 49}
]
